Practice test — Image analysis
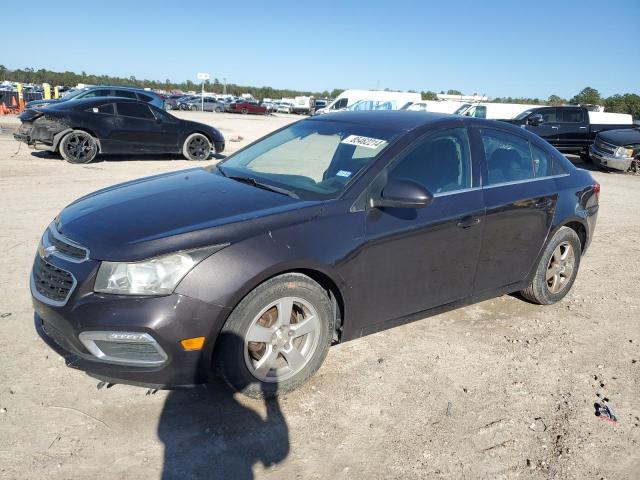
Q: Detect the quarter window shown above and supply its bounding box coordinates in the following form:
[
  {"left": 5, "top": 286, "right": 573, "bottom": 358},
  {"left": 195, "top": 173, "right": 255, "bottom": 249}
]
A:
[
  {"left": 115, "top": 90, "right": 138, "bottom": 99},
  {"left": 116, "top": 102, "right": 155, "bottom": 119},
  {"left": 530, "top": 143, "right": 552, "bottom": 177},
  {"left": 388, "top": 128, "right": 472, "bottom": 194},
  {"left": 481, "top": 129, "right": 534, "bottom": 184}
]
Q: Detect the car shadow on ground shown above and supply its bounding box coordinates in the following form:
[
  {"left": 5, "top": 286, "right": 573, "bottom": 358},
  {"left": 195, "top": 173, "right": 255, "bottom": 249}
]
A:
[
  {"left": 29, "top": 151, "right": 225, "bottom": 163},
  {"left": 157, "top": 334, "right": 289, "bottom": 480}
]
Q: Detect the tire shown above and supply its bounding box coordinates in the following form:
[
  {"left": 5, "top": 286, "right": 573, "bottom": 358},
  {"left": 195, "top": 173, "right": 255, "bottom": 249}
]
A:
[
  {"left": 182, "top": 133, "right": 211, "bottom": 160},
  {"left": 189, "top": 104, "right": 197, "bottom": 111},
  {"left": 215, "top": 273, "right": 334, "bottom": 398},
  {"left": 520, "top": 227, "right": 582, "bottom": 305},
  {"left": 59, "top": 130, "right": 98, "bottom": 164},
  {"left": 241, "top": 108, "right": 249, "bottom": 114},
  {"left": 215, "top": 107, "right": 222, "bottom": 113}
]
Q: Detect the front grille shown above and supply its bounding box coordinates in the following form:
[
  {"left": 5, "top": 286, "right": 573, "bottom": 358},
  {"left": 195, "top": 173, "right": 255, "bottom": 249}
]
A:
[
  {"left": 93, "top": 341, "right": 166, "bottom": 363},
  {"left": 33, "top": 256, "right": 75, "bottom": 304},
  {"left": 594, "top": 138, "right": 616, "bottom": 155},
  {"left": 47, "top": 228, "right": 88, "bottom": 261}
]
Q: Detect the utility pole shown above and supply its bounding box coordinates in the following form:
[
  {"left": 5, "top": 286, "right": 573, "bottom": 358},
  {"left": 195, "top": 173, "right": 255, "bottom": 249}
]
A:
[{"left": 223, "top": 77, "right": 227, "bottom": 95}]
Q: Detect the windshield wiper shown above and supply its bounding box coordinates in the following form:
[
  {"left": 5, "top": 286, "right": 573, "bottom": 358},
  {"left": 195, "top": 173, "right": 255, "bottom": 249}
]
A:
[{"left": 225, "top": 174, "right": 300, "bottom": 199}]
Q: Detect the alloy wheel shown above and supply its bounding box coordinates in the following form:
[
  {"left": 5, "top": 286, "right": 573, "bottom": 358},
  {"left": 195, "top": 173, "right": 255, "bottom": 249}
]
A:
[
  {"left": 546, "top": 241, "right": 575, "bottom": 294},
  {"left": 65, "top": 132, "right": 96, "bottom": 162},
  {"left": 187, "top": 136, "right": 210, "bottom": 160},
  {"left": 244, "top": 296, "right": 321, "bottom": 382}
]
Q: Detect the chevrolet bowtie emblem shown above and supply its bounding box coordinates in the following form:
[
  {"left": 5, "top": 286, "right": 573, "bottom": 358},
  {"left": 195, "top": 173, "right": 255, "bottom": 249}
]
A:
[{"left": 39, "top": 244, "right": 57, "bottom": 259}]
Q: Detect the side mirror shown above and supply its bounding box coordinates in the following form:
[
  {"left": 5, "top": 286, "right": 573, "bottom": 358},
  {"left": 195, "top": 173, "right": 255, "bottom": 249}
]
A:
[
  {"left": 372, "top": 179, "right": 433, "bottom": 209},
  {"left": 528, "top": 114, "right": 544, "bottom": 126}
]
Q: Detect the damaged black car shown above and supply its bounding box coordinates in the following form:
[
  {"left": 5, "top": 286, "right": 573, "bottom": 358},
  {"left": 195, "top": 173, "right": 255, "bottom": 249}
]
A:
[{"left": 14, "top": 98, "right": 225, "bottom": 163}]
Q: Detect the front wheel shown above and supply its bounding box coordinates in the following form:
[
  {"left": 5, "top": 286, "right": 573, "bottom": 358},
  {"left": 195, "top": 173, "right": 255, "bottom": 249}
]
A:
[
  {"left": 59, "top": 130, "right": 98, "bottom": 164},
  {"left": 182, "top": 133, "right": 211, "bottom": 160},
  {"left": 215, "top": 273, "right": 334, "bottom": 398},
  {"left": 215, "top": 107, "right": 222, "bottom": 113},
  {"left": 241, "top": 108, "right": 249, "bottom": 114},
  {"left": 521, "top": 227, "right": 582, "bottom": 304}
]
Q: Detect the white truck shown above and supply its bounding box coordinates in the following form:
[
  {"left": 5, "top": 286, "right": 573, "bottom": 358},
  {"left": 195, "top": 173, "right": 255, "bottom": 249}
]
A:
[
  {"left": 293, "top": 96, "right": 315, "bottom": 115},
  {"left": 315, "top": 89, "right": 421, "bottom": 115}
]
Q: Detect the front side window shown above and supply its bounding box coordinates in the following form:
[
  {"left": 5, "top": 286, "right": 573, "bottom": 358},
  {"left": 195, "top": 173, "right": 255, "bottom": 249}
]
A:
[
  {"left": 561, "top": 108, "right": 584, "bottom": 123},
  {"left": 218, "top": 120, "right": 399, "bottom": 199},
  {"left": 116, "top": 102, "right": 155, "bottom": 119},
  {"left": 388, "top": 128, "right": 472, "bottom": 194},
  {"left": 481, "top": 129, "right": 533, "bottom": 184},
  {"left": 539, "top": 108, "right": 557, "bottom": 123},
  {"left": 333, "top": 98, "right": 348, "bottom": 109},
  {"left": 470, "top": 106, "right": 487, "bottom": 118},
  {"left": 81, "top": 89, "right": 111, "bottom": 98}
]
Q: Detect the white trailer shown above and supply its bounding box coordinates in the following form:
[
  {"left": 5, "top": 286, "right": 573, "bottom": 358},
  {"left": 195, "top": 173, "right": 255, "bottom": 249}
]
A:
[
  {"left": 293, "top": 96, "right": 315, "bottom": 114},
  {"left": 315, "top": 89, "right": 421, "bottom": 115}
]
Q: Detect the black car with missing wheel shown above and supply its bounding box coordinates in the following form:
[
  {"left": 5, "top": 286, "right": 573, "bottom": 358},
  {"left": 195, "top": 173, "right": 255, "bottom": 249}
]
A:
[
  {"left": 14, "top": 97, "right": 225, "bottom": 163},
  {"left": 31, "top": 111, "right": 598, "bottom": 398}
]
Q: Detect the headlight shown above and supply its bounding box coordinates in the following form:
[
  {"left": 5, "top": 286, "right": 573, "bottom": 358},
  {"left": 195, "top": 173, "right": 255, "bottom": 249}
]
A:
[
  {"left": 94, "top": 244, "right": 227, "bottom": 295},
  {"left": 614, "top": 146, "right": 634, "bottom": 158}
]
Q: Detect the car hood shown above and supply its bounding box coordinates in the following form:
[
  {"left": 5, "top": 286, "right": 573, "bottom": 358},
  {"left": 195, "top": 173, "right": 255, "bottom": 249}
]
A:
[
  {"left": 598, "top": 128, "right": 640, "bottom": 147},
  {"left": 56, "top": 168, "right": 320, "bottom": 261},
  {"left": 26, "top": 98, "right": 64, "bottom": 107}
]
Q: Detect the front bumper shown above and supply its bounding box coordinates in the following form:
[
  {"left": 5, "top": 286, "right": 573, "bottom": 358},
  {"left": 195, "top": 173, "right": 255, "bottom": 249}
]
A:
[
  {"left": 589, "top": 145, "right": 633, "bottom": 171},
  {"left": 213, "top": 140, "right": 225, "bottom": 153},
  {"left": 32, "top": 273, "right": 232, "bottom": 389}
]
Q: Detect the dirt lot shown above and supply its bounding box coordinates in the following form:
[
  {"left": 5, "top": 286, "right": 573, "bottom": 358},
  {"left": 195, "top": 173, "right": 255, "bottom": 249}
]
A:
[{"left": 0, "top": 111, "right": 638, "bottom": 480}]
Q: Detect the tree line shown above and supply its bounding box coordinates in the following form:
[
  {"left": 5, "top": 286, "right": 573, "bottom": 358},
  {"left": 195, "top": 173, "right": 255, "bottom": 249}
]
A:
[
  {"left": 1, "top": 66, "right": 638, "bottom": 118},
  {"left": 421, "top": 87, "right": 640, "bottom": 119}
]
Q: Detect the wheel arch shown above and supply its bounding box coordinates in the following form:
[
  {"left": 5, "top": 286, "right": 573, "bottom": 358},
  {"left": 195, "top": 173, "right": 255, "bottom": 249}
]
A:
[{"left": 55, "top": 127, "right": 103, "bottom": 153}]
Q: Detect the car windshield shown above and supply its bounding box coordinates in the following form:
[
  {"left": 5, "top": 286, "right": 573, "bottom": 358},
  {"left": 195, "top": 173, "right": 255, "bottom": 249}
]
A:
[
  {"left": 216, "top": 120, "right": 400, "bottom": 200},
  {"left": 514, "top": 110, "right": 534, "bottom": 120},
  {"left": 453, "top": 103, "right": 471, "bottom": 115},
  {"left": 61, "top": 89, "right": 86, "bottom": 100}
]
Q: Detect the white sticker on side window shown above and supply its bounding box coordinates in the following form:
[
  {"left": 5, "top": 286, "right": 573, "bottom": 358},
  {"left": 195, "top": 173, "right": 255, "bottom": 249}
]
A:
[
  {"left": 341, "top": 135, "right": 386, "bottom": 149},
  {"left": 336, "top": 170, "right": 352, "bottom": 178},
  {"left": 92, "top": 107, "right": 99, "bottom": 113}
]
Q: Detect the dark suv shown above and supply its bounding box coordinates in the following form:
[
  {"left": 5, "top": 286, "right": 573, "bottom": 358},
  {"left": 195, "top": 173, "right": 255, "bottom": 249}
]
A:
[
  {"left": 26, "top": 86, "right": 165, "bottom": 110},
  {"left": 31, "top": 111, "right": 599, "bottom": 398}
]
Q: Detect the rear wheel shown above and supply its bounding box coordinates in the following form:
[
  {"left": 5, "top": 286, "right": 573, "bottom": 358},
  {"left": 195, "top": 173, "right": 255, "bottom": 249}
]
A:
[
  {"left": 521, "top": 227, "right": 581, "bottom": 304},
  {"left": 182, "top": 133, "right": 211, "bottom": 160},
  {"left": 59, "top": 130, "right": 98, "bottom": 164},
  {"left": 215, "top": 273, "right": 334, "bottom": 398},
  {"left": 241, "top": 108, "right": 249, "bottom": 114}
]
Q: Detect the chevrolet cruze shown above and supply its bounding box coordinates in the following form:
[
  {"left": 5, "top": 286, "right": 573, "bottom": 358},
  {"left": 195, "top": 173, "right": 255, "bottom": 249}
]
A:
[{"left": 31, "top": 111, "right": 599, "bottom": 398}]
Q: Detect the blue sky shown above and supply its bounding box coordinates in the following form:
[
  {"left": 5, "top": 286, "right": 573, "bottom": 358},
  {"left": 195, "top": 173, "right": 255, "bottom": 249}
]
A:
[{"left": 4, "top": 0, "right": 639, "bottom": 98}]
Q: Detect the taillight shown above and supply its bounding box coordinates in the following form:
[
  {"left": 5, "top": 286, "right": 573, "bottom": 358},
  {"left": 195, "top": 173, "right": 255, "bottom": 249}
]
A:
[{"left": 593, "top": 182, "right": 600, "bottom": 202}]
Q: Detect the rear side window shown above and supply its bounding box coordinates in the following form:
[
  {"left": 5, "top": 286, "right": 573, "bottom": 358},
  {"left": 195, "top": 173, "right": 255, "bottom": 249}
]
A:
[
  {"left": 138, "top": 93, "right": 153, "bottom": 102},
  {"left": 115, "top": 90, "right": 137, "bottom": 99},
  {"left": 561, "top": 108, "right": 584, "bottom": 123},
  {"left": 116, "top": 102, "right": 155, "bottom": 119},
  {"left": 86, "top": 103, "right": 114, "bottom": 115},
  {"left": 481, "top": 129, "right": 533, "bottom": 185},
  {"left": 389, "top": 127, "right": 472, "bottom": 194}
]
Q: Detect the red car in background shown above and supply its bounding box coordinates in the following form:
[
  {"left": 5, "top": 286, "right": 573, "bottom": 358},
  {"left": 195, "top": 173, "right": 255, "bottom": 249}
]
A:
[{"left": 228, "top": 101, "right": 267, "bottom": 115}]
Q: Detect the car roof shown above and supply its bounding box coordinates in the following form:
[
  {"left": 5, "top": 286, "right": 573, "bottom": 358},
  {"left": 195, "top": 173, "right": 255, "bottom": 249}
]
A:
[
  {"left": 308, "top": 110, "right": 457, "bottom": 132},
  {"left": 45, "top": 97, "right": 149, "bottom": 110}
]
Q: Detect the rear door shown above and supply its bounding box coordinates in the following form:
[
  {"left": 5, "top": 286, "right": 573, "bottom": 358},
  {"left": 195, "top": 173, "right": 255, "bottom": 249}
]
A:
[
  {"left": 473, "top": 127, "right": 556, "bottom": 293},
  {"left": 556, "top": 107, "right": 587, "bottom": 150},
  {"left": 355, "top": 126, "right": 484, "bottom": 328}
]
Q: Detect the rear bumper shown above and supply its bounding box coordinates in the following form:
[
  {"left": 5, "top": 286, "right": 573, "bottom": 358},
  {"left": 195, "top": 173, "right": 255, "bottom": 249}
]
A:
[{"left": 589, "top": 145, "right": 633, "bottom": 171}]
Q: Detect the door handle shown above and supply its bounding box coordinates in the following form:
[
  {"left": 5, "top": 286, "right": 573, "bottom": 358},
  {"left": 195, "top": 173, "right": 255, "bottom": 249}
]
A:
[
  {"left": 534, "top": 199, "right": 553, "bottom": 209},
  {"left": 551, "top": 126, "right": 559, "bottom": 129},
  {"left": 457, "top": 216, "right": 481, "bottom": 229},
  {"left": 579, "top": 126, "right": 587, "bottom": 129}
]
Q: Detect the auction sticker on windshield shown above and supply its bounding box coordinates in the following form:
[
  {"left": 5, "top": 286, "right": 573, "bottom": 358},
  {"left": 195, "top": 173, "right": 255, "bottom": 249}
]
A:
[{"left": 341, "top": 135, "right": 387, "bottom": 149}]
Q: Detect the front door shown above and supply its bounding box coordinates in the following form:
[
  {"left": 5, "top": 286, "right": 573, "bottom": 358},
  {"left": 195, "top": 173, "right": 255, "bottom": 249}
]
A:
[
  {"left": 354, "top": 127, "right": 484, "bottom": 331},
  {"left": 524, "top": 107, "right": 559, "bottom": 145},
  {"left": 112, "top": 102, "right": 168, "bottom": 152},
  {"left": 473, "top": 127, "right": 556, "bottom": 293},
  {"left": 555, "top": 107, "right": 587, "bottom": 150}
]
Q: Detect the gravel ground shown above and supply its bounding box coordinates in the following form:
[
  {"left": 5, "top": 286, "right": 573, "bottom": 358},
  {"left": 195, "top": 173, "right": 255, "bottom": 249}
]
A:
[{"left": 0, "top": 111, "right": 638, "bottom": 480}]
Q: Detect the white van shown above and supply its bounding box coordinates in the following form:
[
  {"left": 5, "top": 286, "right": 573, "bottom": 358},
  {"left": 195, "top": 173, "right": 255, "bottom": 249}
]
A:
[
  {"left": 454, "top": 102, "right": 543, "bottom": 119},
  {"left": 404, "top": 100, "right": 469, "bottom": 114},
  {"left": 315, "top": 89, "right": 421, "bottom": 115}
]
